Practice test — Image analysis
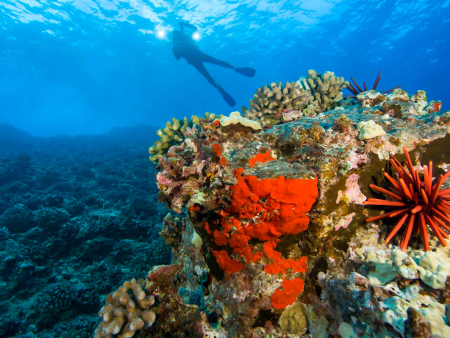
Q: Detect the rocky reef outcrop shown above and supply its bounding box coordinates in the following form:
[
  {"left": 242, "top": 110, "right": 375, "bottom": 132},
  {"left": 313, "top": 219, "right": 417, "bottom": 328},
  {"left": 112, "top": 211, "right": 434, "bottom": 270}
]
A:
[{"left": 93, "top": 77, "right": 450, "bottom": 337}]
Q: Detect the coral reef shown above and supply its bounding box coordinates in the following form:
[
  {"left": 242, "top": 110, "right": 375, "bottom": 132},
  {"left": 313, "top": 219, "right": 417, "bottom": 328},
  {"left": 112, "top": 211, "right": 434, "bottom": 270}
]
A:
[
  {"left": 3, "top": 76, "right": 450, "bottom": 337},
  {"left": 147, "top": 81, "right": 450, "bottom": 337},
  {"left": 94, "top": 278, "right": 156, "bottom": 338},
  {"left": 0, "top": 125, "right": 170, "bottom": 338}
]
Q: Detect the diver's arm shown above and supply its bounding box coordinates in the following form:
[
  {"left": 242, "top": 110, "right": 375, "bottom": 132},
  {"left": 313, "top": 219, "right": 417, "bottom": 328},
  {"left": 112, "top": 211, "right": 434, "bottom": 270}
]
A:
[{"left": 179, "top": 21, "right": 197, "bottom": 33}]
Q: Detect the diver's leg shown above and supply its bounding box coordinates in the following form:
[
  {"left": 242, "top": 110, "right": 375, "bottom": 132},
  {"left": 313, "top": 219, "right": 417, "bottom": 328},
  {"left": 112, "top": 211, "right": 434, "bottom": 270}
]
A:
[
  {"left": 199, "top": 53, "right": 235, "bottom": 69},
  {"left": 199, "top": 52, "right": 255, "bottom": 77},
  {"left": 193, "top": 62, "right": 218, "bottom": 88},
  {"left": 192, "top": 62, "right": 236, "bottom": 107}
]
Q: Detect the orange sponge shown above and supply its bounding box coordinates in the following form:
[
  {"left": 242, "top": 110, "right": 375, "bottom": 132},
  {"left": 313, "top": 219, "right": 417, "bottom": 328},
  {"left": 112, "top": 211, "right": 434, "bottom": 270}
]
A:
[
  {"left": 212, "top": 250, "right": 244, "bottom": 279},
  {"left": 248, "top": 150, "right": 275, "bottom": 168},
  {"left": 270, "top": 277, "right": 305, "bottom": 309}
]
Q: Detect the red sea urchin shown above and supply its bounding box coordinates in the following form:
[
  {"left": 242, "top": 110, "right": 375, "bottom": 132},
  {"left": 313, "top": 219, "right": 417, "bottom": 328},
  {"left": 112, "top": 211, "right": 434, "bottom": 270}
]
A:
[
  {"left": 346, "top": 71, "right": 401, "bottom": 99},
  {"left": 364, "top": 147, "right": 450, "bottom": 252}
]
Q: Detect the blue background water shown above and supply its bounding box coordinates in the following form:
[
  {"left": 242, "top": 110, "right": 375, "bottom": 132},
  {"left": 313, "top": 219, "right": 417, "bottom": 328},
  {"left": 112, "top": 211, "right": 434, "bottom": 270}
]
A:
[{"left": 1, "top": 0, "right": 449, "bottom": 136}]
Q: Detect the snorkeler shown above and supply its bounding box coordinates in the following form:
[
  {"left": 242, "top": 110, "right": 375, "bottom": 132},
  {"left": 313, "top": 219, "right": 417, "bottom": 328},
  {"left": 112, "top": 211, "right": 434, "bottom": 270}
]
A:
[{"left": 171, "top": 21, "right": 255, "bottom": 107}]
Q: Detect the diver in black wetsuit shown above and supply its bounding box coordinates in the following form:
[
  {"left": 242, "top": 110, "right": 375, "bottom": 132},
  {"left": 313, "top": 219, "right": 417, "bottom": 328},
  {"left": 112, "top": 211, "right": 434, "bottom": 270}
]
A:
[{"left": 171, "top": 21, "right": 255, "bottom": 107}]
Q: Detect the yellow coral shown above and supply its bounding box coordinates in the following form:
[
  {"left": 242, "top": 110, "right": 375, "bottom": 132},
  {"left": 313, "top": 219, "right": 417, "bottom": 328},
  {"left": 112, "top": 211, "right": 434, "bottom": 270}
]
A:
[
  {"left": 279, "top": 301, "right": 308, "bottom": 334},
  {"left": 94, "top": 278, "right": 156, "bottom": 338}
]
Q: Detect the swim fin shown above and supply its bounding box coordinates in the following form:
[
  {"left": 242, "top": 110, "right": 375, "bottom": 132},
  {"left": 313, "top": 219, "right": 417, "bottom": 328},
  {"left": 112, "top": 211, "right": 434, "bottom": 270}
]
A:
[
  {"left": 235, "top": 67, "right": 256, "bottom": 77},
  {"left": 217, "top": 85, "right": 236, "bottom": 107}
]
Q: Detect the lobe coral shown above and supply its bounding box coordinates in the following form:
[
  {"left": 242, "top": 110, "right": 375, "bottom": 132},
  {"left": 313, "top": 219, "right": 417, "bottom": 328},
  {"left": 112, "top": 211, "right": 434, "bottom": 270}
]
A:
[{"left": 364, "top": 147, "right": 450, "bottom": 252}]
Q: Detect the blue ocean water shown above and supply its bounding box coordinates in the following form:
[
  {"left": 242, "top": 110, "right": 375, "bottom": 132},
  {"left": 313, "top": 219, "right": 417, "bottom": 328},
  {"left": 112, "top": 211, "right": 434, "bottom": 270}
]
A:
[{"left": 1, "top": 0, "right": 449, "bottom": 136}]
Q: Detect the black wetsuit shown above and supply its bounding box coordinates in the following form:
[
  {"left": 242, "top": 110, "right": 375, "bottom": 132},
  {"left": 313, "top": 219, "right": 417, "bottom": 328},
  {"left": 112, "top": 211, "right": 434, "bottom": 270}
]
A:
[
  {"left": 171, "top": 22, "right": 238, "bottom": 107},
  {"left": 172, "top": 30, "right": 234, "bottom": 89}
]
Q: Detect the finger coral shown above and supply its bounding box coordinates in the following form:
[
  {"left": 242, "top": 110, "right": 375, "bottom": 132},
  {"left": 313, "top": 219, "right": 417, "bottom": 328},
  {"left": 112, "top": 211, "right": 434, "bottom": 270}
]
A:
[
  {"left": 94, "top": 278, "right": 156, "bottom": 338},
  {"left": 297, "top": 69, "right": 348, "bottom": 109},
  {"left": 244, "top": 81, "right": 313, "bottom": 127},
  {"left": 364, "top": 146, "right": 450, "bottom": 252},
  {"left": 244, "top": 69, "right": 348, "bottom": 127}
]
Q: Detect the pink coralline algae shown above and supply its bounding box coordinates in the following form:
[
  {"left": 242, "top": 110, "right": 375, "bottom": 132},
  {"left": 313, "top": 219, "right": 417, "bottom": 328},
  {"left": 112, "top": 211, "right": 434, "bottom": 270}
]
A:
[
  {"left": 336, "top": 173, "right": 367, "bottom": 205},
  {"left": 156, "top": 173, "right": 172, "bottom": 186},
  {"left": 335, "top": 212, "right": 356, "bottom": 231}
]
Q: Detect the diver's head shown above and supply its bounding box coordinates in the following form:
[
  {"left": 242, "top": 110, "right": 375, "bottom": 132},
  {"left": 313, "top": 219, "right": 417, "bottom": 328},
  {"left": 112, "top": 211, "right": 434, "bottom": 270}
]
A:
[{"left": 172, "top": 30, "right": 183, "bottom": 41}]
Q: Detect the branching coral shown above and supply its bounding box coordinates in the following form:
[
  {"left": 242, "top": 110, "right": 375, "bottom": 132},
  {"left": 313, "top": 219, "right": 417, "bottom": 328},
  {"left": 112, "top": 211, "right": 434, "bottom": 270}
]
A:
[
  {"left": 94, "top": 278, "right": 156, "bottom": 338},
  {"left": 244, "top": 81, "right": 313, "bottom": 127},
  {"left": 149, "top": 113, "right": 221, "bottom": 163},
  {"left": 364, "top": 147, "right": 450, "bottom": 252},
  {"left": 296, "top": 69, "right": 348, "bottom": 109},
  {"left": 243, "top": 69, "right": 348, "bottom": 127},
  {"left": 346, "top": 71, "right": 400, "bottom": 98}
]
